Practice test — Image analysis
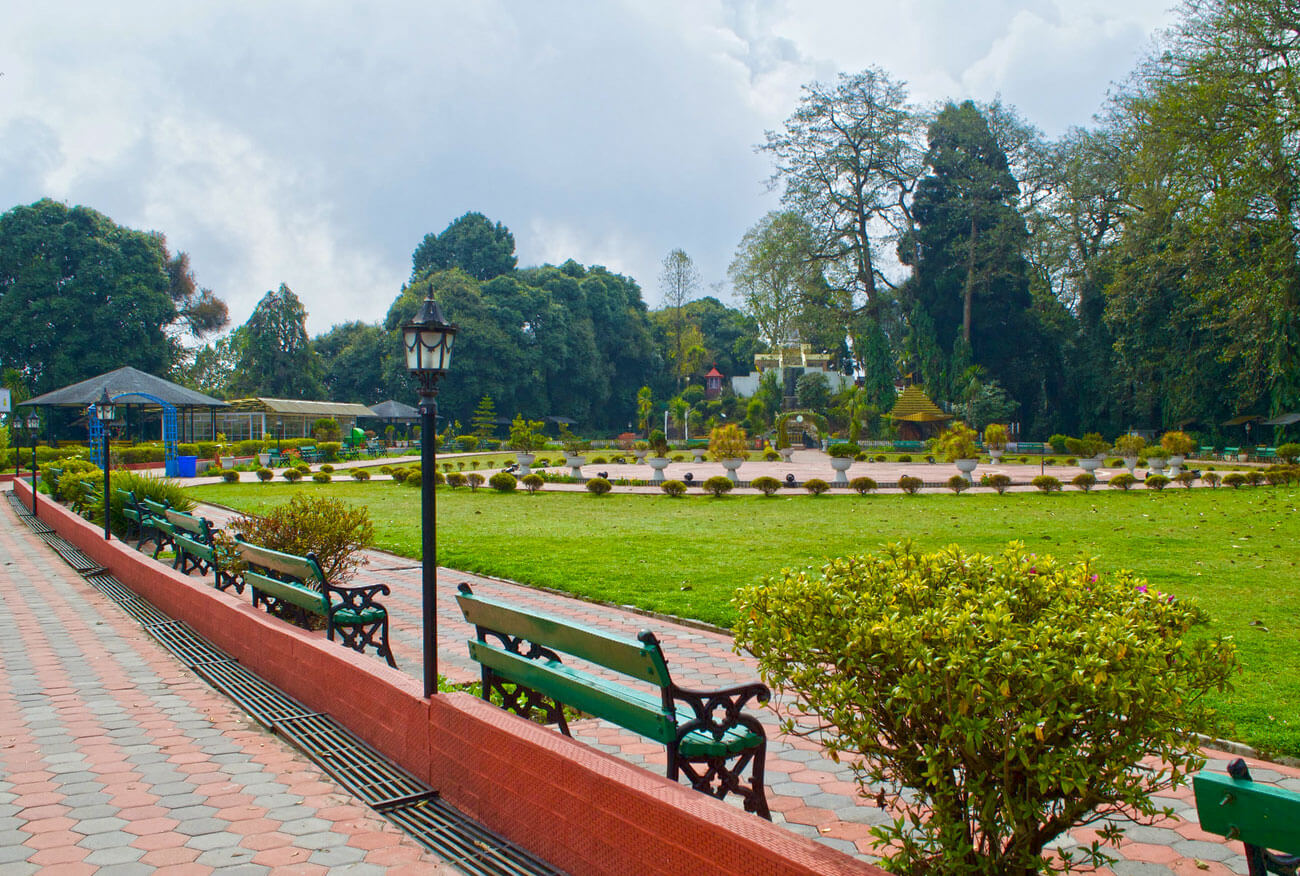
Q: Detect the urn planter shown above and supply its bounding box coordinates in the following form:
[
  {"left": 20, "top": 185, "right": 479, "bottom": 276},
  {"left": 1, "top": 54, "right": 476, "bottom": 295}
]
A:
[
  {"left": 829, "top": 457, "right": 853, "bottom": 486},
  {"left": 778, "top": 447, "right": 795, "bottom": 463},
  {"left": 1167, "top": 454, "right": 1186, "bottom": 476},
  {"left": 564, "top": 453, "right": 584, "bottom": 478},
  {"left": 647, "top": 456, "right": 671, "bottom": 484},
  {"left": 632, "top": 448, "right": 648, "bottom": 463},
  {"left": 720, "top": 457, "right": 744, "bottom": 483},
  {"left": 954, "top": 457, "right": 979, "bottom": 483},
  {"left": 1122, "top": 456, "right": 1139, "bottom": 475},
  {"left": 691, "top": 447, "right": 708, "bottom": 462},
  {"left": 989, "top": 449, "right": 1004, "bottom": 463},
  {"left": 1078, "top": 457, "right": 1101, "bottom": 474},
  {"left": 515, "top": 452, "right": 536, "bottom": 476}
]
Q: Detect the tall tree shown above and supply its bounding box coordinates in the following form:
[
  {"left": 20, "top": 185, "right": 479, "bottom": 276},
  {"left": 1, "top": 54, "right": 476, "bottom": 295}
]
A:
[
  {"left": 761, "top": 67, "right": 925, "bottom": 368},
  {"left": 0, "top": 199, "right": 180, "bottom": 392},
  {"left": 659, "top": 249, "right": 700, "bottom": 389},
  {"left": 314, "top": 321, "right": 390, "bottom": 404},
  {"left": 163, "top": 249, "right": 229, "bottom": 341},
  {"left": 230, "top": 283, "right": 324, "bottom": 399},
  {"left": 411, "top": 212, "right": 517, "bottom": 281},
  {"left": 729, "top": 211, "right": 822, "bottom": 351}
]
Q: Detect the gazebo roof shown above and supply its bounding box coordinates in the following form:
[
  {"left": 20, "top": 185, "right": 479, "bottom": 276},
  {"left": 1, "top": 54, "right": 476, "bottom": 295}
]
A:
[
  {"left": 1221, "top": 414, "right": 1263, "bottom": 426},
  {"left": 705, "top": 366, "right": 724, "bottom": 379},
  {"left": 366, "top": 400, "right": 419, "bottom": 420},
  {"left": 21, "top": 366, "right": 228, "bottom": 409},
  {"left": 226, "top": 398, "right": 376, "bottom": 418},
  {"left": 887, "top": 385, "right": 952, "bottom": 423},
  {"left": 1261, "top": 412, "right": 1300, "bottom": 426}
]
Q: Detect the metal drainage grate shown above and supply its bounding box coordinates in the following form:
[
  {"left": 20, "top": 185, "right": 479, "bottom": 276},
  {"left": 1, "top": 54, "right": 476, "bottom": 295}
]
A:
[
  {"left": 36, "top": 533, "right": 106, "bottom": 575},
  {"left": 84, "top": 575, "right": 173, "bottom": 625},
  {"left": 190, "top": 660, "right": 322, "bottom": 725},
  {"left": 143, "top": 620, "right": 235, "bottom": 668},
  {"left": 384, "top": 797, "right": 562, "bottom": 876},
  {"left": 5, "top": 492, "right": 33, "bottom": 517},
  {"left": 274, "top": 713, "right": 434, "bottom": 808}
]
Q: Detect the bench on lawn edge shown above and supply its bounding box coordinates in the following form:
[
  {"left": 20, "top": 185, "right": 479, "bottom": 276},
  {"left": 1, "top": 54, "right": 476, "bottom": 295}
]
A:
[
  {"left": 138, "top": 497, "right": 175, "bottom": 558},
  {"left": 455, "top": 583, "right": 771, "bottom": 819},
  {"left": 167, "top": 508, "right": 239, "bottom": 592},
  {"left": 1193, "top": 758, "right": 1300, "bottom": 875},
  {"left": 232, "top": 537, "right": 396, "bottom": 667}
]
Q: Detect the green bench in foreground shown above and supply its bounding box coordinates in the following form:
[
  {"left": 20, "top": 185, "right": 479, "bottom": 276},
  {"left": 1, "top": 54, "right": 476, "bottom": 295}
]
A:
[
  {"left": 168, "top": 508, "right": 239, "bottom": 592},
  {"left": 455, "top": 583, "right": 772, "bottom": 818},
  {"left": 138, "top": 497, "right": 175, "bottom": 557},
  {"left": 233, "top": 538, "right": 396, "bottom": 667},
  {"left": 1193, "top": 758, "right": 1300, "bottom": 875}
]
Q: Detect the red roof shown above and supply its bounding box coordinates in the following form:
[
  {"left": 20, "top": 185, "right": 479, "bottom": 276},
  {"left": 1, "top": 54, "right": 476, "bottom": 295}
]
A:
[{"left": 705, "top": 366, "right": 724, "bottom": 378}]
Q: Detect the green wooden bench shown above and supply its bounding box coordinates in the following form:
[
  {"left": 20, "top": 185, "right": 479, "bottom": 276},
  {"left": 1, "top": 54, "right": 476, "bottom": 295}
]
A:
[
  {"left": 167, "top": 509, "right": 240, "bottom": 592},
  {"left": 1016, "top": 442, "right": 1046, "bottom": 455},
  {"left": 46, "top": 466, "right": 64, "bottom": 496},
  {"left": 73, "top": 478, "right": 101, "bottom": 517},
  {"left": 892, "top": 441, "right": 924, "bottom": 453},
  {"left": 265, "top": 449, "right": 288, "bottom": 467},
  {"left": 139, "top": 498, "right": 175, "bottom": 558},
  {"left": 299, "top": 445, "right": 323, "bottom": 464},
  {"left": 116, "top": 489, "right": 144, "bottom": 544},
  {"left": 455, "top": 583, "right": 772, "bottom": 818},
  {"left": 1193, "top": 758, "right": 1300, "bottom": 875},
  {"left": 233, "top": 538, "right": 396, "bottom": 666}
]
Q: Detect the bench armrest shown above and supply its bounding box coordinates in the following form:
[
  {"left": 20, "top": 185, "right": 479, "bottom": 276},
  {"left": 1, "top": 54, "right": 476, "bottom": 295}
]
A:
[
  {"left": 324, "top": 581, "right": 391, "bottom": 616},
  {"left": 669, "top": 681, "right": 770, "bottom": 744}
]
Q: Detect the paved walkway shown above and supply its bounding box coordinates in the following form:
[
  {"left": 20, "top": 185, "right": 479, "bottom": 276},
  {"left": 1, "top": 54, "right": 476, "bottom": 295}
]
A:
[
  {"left": 190, "top": 503, "right": 1300, "bottom": 874},
  {"left": 0, "top": 502, "right": 456, "bottom": 874}
]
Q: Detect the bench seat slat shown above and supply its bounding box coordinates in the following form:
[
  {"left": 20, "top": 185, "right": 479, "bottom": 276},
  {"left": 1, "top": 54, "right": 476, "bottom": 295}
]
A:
[
  {"left": 244, "top": 570, "right": 329, "bottom": 614},
  {"left": 457, "top": 592, "right": 670, "bottom": 685}
]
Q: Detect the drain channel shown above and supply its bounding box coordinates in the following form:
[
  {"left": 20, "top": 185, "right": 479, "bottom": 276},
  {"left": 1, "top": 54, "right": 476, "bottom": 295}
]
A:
[{"left": 4, "top": 503, "right": 563, "bottom": 876}]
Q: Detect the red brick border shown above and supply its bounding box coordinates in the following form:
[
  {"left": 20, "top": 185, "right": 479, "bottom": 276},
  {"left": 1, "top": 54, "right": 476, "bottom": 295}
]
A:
[{"left": 12, "top": 479, "right": 882, "bottom": 876}]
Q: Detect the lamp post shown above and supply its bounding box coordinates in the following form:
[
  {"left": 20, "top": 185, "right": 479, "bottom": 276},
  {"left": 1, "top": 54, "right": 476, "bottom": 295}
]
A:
[
  {"left": 26, "top": 411, "right": 40, "bottom": 516},
  {"left": 402, "top": 291, "right": 458, "bottom": 698},
  {"left": 92, "top": 389, "right": 115, "bottom": 540}
]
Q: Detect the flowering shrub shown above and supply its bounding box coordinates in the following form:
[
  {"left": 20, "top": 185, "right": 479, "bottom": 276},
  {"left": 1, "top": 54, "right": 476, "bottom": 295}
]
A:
[
  {"left": 734, "top": 542, "right": 1237, "bottom": 876},
  {"left": 231, "top": 494, "right": 374, "bottom": 584}
]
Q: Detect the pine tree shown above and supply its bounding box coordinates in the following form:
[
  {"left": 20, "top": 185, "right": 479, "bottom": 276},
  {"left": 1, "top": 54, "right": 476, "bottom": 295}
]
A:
[{"left": 471, "top": 395, "right": 497, "bottom": 439}]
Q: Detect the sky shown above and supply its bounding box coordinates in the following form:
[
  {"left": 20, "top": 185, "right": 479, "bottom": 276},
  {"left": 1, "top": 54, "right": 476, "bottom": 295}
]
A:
[{"left": 0, "top": 1, "right": 1179, "bottom": 337}]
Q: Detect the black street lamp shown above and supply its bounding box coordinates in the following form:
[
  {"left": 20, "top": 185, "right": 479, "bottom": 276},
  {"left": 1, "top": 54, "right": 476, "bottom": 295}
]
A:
[
  {"left": 92, "top": 388, "right": 115, "bottom": 540},
  {"left": 402, "top": 292, "right": 458, "bottom": 698},
  {"left": 26, "top": 411, "right": 40, "bottom": 516}
]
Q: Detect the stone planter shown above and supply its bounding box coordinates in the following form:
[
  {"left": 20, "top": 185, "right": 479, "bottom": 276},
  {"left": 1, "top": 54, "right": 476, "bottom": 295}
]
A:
[
  {"left": 647, "top": 456, "right": 671, "bottom": 484},
  {"left": 632, "top": 448, "right": 648, "bottom": 463},
  {"left": 257, "top": 452, "right": 271, "bottom": 467},
  {"left": 515, "top": 452, "right": 536, "bottom": 476},
  {"left": 1147, "top": 459, "right": 1168, "bottom": 477},
  {"left": 563, "top": 454, "right": 584, "bottom": 478},
  {"left": 989, "top": 449, "right": 1004, "bottom": 463},
  {"left": 829, "top": 456, "right": 853, "bottom": 486},
  {"left": 220, "top": 456, "right": 236, "bottom": 470},
  {"left": 1167, "top": 454, "right": 1186, "bottom": 476},
  {"left": 1078, "top": 457, "right": 1101, "bottom": 474},
  {"left": 691, "top": 447, "right": 708, "bottom": 463},
  {"left": 778, "top": 447, "right": 794, "bottom": 463},
  {"left": 720, "top": 457, "right": 744, "bottom": 483},
  {"left": 954, "top": 457, "right": 979, "bottom": 483},
  {"left": 1122, "top": 456, "right": 1138, "bottom": 475}
]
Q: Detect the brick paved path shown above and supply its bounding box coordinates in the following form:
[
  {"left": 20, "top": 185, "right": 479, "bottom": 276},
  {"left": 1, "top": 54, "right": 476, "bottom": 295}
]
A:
[{"left": 0, "top": 506, "right": 456, "bottom": 875}]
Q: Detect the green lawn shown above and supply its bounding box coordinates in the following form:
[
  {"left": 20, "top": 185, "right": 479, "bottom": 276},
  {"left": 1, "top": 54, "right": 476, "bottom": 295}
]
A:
[{"left": 188, "top": 481, "right": 1300, "bottom": 758}]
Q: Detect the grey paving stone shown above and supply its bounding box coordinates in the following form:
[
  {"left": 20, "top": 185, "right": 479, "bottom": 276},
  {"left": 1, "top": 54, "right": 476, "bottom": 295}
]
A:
[
  {"left": 156, "top": 792, "right": 206, "bottom": 809},
  {"left": 0, "top": 862, "right": 39, "bottom": 876},
  {"left": 61, "top": 792, "right": 112, "bottom": 808},
  {"left": 83, "top": 845, "right": 146, "bottom": 866},
  {"left": 1110, "top": 862, "right": 1175, "bottom": 876},
  {"left": 813, "top": 836, "right": 859, "bottom": 856},
  {"left": 325, "top": 864, "right": 396, "bottom": 876},
  {"left": 307, "top": 844, "right": 368, "bottom": 866},
  {"left": 0, "top": 843, "right": 36, "bottom": 864},
  {"left": 770, "top": 781, "right": 823, "bottom": 798},
  {"left": 176, "top": 816, "right": 231, "bottom": 837},
  {"left": 1172, "top": 839, "right": 1235, "bottom": 862},
  {"left": 185, "top": 830, "right": 244, "bottom": 851},
  {"left": 168, "top": 804, "right": 218, "bottom": 821},
  {"left": 296, "top": 830, "right": 349, "bottom": 851},
  {"left": 280, "top": 816, "right": 333, "bottom": 836},
  {"left": 74, "top": 815, "right": 130, "bottom": 835},
  {"left": 90, "top": 863, "right": 156, "bottom": 876},
  {"left": 77, "top": 829, "right": 137, "bottom": 850},
  {"left": 0, "top": 829, "right": 32, "bottom": 850},
  {"left": 1118, "top": 825, "right": 1185, "bottom": 845},
  {"left": 195, "top": 846, "right": 261, "bottom": 868},
  {"left": 803, "top": 792, "right": 858, "bottom": 810}
]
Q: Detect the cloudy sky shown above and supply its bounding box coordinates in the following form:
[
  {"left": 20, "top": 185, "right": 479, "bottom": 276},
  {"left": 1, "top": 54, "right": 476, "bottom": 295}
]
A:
[{"left": 1, "top": 1, "right": 1178, "bottom": 337}]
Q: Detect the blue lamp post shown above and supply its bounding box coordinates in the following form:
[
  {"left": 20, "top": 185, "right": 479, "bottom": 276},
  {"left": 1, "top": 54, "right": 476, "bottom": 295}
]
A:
[
  {"left": 92, "top": 389, "right": 115, "bottom": 540},
  {"left": 26, "top": 411, "right": 40, "bottom": 516},
  {"left": 402, "top": 292, "right": 458, "bottom": 698}
]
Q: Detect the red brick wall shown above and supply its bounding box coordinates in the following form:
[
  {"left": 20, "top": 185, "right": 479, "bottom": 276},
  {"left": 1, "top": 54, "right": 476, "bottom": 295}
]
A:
[{"left": 13, "top": 479, "right": 883, "bottom": 876}]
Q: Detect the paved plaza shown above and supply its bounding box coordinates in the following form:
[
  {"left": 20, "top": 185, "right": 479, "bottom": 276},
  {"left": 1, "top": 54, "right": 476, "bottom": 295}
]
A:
[{"left": 5, "top": 480, "right": 1299, "bottom": 874}]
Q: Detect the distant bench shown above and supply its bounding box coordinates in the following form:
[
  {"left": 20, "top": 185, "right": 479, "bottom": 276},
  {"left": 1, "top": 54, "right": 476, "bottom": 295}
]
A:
[
  {"left": 1193, "top": 758, "right": 1300, "bottom": 874},
  {"left": 456, "top": 583, "right": 772, "bottom": 818}
]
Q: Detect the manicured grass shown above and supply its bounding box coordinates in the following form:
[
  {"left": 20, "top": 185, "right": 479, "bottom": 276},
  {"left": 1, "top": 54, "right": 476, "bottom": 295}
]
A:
[{"left": 189, "top": 481, "right": 1300, "bottom": 758}]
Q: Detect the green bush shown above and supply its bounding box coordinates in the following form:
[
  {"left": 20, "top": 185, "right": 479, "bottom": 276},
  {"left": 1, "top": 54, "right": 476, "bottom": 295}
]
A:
[
  {"left": 256, "top": 467, "right": 274, "bottom": 482},
  {"left": 803, "top": 478, "right": 830, "bottom": 495},
  {"left": 1031, "top": 475, "right": 1062, "bottom": 493},
  {"left": 1277, "top": 442, "right": 1300, "bottom": 464},
  {"left": 734, "top": 542, "right": 1238, "bottom": 876},
  {"left": 827, "top": 442, "right": 860, "bottom": 459},
  {"left": 521, "top": 473, "right": 544, "bottom": 493},
  {"left": 1047, "top": 433, "right": 1069, "bottom": 453},
  {"left": 751, "top": 476, "right": 782, "bottom": 496},
  {"left": 897, "top": 475, "right": 923, "bottom": 495},
  {"left": 947, "top": 474, "right": 969, "bottom": 494},
  {"left": 1145, "top": 474, "right": 1170, "bottom": 491},
  {"left": 762, "top": 449, "right": 781, "bottom": 461},
  {"left": 1109, "top": 473, "right": 1136, "bottom": 491},
  {"left": 1222, "top": 472, "right": 1246, "bottom": 489},
  {"left": 320, "top": 463, "right": 334, "bottom": 473},
  {"left": 660, "top": 479, "right": 686, "bottom": 497},
  {"left": 467, "top": 472, "right": 485, "bottom": 490},
  {"left": 231, "top": 493, "right": 374, "bottom": 584},
  {"left": 222, "top": 470, "right": 240, "bottom": 483},
  {"left": 1202, "top": 471, "right": 1221, "bottom": 488},
  {"left": 408, "top": 470, "right": 427, "bottom": 487},
  {"left": 107, "top": 470, "right": 196, "bottom": 536},
  {"left": 849, "top": 476, "right": 877, "bottom": 495},
  {"left": 585, "top": 476, "right": 612, "bottom": 496},
  {"left": 42, "top": 457, "right": 100, "bottom": 493},
  {"left": 702, "top": 475, "right": 733, "bottom": 497},
  {"left": 282, "top": 468, "right": 303, "bottom": 482},
  {"left": 1245, "top": 470, "right": 1265, "bottom": 486},
  {"left": 1071, "top": 472, "right": 1096, "bottom": 492},
  {"left": 985, "top": 473, "right": 1012, "bottom": 494},
  {"left": 898, "top": 454, "right": 912, "bottom": 463},
  {"left": 489, "top": 472, "right": 517, "bottom": 493},
  {"left": 295, "top": 462, "right": 311, "bottom": 474},
  {"left": 590, "top": 456, "right": 608, "bottom": 465},
  {"left": 446, "top": 471, "right": 467, "bottom": 488},
  {"left": 312, "top": 472, "right": 331, "bottom": 483}
]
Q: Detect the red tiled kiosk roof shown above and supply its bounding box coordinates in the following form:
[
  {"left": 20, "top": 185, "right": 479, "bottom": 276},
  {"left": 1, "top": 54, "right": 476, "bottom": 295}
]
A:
[{"left": 888, "top": 385, "right": 952, "bottom": 423}]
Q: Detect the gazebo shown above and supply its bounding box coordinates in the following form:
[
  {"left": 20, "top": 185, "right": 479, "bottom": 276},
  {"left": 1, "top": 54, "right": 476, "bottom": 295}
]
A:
[
  {"left": 362, "top": 400, "right": 420, "bottom": 442},
  {"left": 20, "top": 366, "right": 228, "bottom": 444},
  {"left": 887, "top": 385, "right": 952, "bottom": 440}
]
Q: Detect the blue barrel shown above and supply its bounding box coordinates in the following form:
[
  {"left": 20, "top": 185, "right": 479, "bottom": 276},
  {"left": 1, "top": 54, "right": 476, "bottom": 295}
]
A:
[{"left": 177, "top": 455, "right": 197, "bottom": 477}]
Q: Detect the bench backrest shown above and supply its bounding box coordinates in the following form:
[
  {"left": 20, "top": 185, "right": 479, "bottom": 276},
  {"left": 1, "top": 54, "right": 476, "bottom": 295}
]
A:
[
  {"left": 1194, "top": 767, "right": 1300, "bottom": 857},
  {"left": 115, "top": 488, "right": 138, "bottom": 507},
  {"left": 140, "top": 498, "right": 171, "bottom": 517},
  {"left": 165, "top": 508, "right": 211, "bottom": 541},
  {"left": 233, "top": 538, "right": 326, "bottom": 588},
  {"left": 455, "top": 585, "right": 672, "bottom": 688}
]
